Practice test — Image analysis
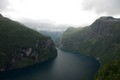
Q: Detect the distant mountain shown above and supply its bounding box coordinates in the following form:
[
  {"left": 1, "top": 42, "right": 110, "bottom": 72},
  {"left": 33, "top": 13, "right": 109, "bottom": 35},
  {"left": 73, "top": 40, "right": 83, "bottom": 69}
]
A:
[
  {"left": 0, "top": 14, "right": 57, "bottom": 71},
  {"left": 60, "top": 16, "right": 120, "bottom": 80},
  {"left": 37, "top": 30, "right": 63, "bottom": 43}
]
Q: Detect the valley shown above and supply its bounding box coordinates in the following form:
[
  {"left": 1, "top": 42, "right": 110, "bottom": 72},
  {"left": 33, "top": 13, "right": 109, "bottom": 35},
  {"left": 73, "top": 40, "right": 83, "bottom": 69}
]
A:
[{"left": 0, "top": 14, "right": 120, "bottom": 80}]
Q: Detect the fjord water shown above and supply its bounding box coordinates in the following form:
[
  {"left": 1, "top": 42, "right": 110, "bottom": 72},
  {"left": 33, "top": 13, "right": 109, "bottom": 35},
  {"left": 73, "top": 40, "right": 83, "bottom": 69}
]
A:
[{"left": 0, "top": 49, "right": 100, "bottom": 80}]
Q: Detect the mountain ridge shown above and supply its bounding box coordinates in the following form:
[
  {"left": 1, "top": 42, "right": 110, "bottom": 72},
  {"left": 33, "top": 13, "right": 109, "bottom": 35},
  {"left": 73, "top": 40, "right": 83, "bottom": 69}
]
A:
[
  {"left": 59, "top": 16, "right": 120, "bottom": 80},
  {"left": 0, "top": 14, "right": 57, "bottom": 71}
]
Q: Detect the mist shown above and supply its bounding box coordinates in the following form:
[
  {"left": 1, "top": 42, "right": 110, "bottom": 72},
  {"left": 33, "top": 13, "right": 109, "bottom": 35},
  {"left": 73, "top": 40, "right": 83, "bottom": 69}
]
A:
[{"left": 0, "top": 0, "right": 120, "bottom": 31}]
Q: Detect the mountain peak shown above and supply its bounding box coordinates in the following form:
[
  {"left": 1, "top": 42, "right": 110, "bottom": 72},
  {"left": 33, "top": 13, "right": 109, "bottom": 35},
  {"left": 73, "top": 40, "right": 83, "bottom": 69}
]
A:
[
  {"left": 90, "top": 16, "right": 120, "bottom": 34},
  {"left": 99, "top": 16, "right": 114, "bottom": 20},
  {"left": 91, "top": 16, "right": 120, "bottom": 26},
  {"left": 97, "top": 16, "right": 120, "bottom": 22},
  {"left": 97, "top": 16, "right": 117, "bottom": 21}
]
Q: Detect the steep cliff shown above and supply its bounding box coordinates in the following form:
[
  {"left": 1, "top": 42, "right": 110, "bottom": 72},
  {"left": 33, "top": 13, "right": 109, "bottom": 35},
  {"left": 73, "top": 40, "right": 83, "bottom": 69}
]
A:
[
  {"left": 60, "top": 16, "right": 120, "bottom": 63},
  {"left": 0, "top": 14, "right": 57, "bottom": 71},
  {"left": 60, "top": 16, "right": 120, "bottom": 80}
]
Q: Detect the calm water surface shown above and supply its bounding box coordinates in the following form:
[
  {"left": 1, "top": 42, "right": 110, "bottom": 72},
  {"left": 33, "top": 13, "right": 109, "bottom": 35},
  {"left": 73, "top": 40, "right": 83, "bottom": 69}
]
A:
[{"left": 0, "top": 49, "right": 100, "bottom": 80}]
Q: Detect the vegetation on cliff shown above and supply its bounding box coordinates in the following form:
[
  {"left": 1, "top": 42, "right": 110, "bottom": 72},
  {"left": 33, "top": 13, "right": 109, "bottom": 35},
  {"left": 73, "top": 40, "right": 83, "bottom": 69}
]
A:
[
  {"left": 0, "top": 14, "right": 57, "bottom": 71},
  {"left": 95, "top": 60, "right": 120, "bottom": 80},
  {"left": 60, "top": 16, "right": 120, "bottom": 80}
]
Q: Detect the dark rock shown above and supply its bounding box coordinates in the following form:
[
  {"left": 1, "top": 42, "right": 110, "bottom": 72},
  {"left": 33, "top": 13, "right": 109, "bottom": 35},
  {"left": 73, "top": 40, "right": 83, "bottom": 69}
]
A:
[{"left": 0, "top": 14, "right": 2, "bottom": 17}]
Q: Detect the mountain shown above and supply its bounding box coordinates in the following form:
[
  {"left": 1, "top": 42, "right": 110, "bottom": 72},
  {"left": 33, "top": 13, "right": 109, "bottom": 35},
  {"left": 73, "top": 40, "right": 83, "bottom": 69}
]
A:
[
  {"left": 0, "top": 14, "right": 57, "bottom": 71},
  {"left": 60, "top": 16, "right": 120, "bottom": 80},
  {"left": 37, "top": 30, "right": 63, "bottom": 43}
]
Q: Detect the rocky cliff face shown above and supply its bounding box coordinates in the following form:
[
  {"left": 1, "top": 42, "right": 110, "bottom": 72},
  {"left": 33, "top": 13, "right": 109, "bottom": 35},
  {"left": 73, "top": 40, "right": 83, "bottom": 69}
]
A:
[
  {"left": 91, "top": 17, "right": 120, "bottom": 36},
  {"left": 0, "top": 14, "right": 57, "bottom": 71}
]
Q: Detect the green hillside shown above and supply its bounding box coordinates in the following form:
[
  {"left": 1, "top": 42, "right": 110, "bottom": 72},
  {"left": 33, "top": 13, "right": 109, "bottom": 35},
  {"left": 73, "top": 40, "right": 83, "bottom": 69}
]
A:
[
  {"left": 0, "top": 14, "right": 57, "bottom": 71},
  {"left": 95, "top": 60, "right": 120, "bottom": 80},
  {"left": 60, "top": 17, "right": 120, "bottom": 80}
]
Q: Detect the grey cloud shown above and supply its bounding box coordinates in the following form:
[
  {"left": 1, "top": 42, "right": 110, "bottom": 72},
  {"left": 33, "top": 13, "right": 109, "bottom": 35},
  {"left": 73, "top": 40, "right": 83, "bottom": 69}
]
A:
[
  {"left": 0, "top": 0, "right": 9, "bottom": 11},
  {"left": 19, "top": 19, "right": 68, "bottom": 31},
  {"left": 82, "top": 0, "right": 120, "bottom": 15}
]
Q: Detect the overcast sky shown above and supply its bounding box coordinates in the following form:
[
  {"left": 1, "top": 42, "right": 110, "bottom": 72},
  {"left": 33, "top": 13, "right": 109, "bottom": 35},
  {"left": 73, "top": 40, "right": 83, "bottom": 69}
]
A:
[{"left": 0, "top": 0, "right": 120, "bottom": 29}]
